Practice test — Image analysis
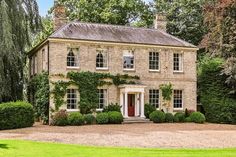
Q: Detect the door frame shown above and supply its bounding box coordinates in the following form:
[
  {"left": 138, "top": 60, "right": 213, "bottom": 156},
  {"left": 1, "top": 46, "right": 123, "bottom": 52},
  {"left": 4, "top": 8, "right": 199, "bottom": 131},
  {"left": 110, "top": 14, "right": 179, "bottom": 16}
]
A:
[{"left": 128, "top": 94, "right": 135, "bottom": 117}]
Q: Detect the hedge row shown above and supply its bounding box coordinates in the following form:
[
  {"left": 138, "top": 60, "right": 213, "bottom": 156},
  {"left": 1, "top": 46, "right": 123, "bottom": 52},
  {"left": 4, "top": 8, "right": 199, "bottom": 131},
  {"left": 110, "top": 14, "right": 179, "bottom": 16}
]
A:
[
  {"left": 52, "top": 110, "right": 123, "bottom": 126},
  {"left": 0, "top": 101, "right": 34, "bottom": 130}
]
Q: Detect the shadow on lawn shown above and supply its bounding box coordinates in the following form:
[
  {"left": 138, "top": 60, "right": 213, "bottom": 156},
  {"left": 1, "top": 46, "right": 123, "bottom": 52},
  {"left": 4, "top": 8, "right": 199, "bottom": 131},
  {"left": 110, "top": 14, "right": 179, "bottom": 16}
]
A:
[{"left": 0, "top": 144, "right": 9, "bottom": 149}]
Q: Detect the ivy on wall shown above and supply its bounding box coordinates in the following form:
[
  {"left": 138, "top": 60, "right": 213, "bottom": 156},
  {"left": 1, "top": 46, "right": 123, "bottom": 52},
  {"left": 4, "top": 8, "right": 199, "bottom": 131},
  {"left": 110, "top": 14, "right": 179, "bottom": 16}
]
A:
[
  {"left": 160, "top": 83, "right": 173, "bottom": 113},
  {"left": 28, "top": 72, "right": 49, "bottom": 124},
  {"left": 51, "top": 71, "right": 140, "bottom": 114}
]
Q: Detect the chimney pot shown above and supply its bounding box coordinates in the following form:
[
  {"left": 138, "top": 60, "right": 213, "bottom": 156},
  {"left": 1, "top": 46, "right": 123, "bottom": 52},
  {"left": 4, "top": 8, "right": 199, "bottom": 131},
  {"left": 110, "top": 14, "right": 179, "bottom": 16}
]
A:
[{"left": 154, "top": 14, "right": 167, "bottom": 31}]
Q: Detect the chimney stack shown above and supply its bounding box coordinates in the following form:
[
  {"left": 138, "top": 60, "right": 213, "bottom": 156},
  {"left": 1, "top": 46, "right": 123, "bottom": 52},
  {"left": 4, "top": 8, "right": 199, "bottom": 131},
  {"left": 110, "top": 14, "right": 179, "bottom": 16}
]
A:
[
  {"left": 154, "top": 14, "right": 167, "bottom": 31},
  {"left": 53, "top": 1, "right": 67, "bottom": 31}
]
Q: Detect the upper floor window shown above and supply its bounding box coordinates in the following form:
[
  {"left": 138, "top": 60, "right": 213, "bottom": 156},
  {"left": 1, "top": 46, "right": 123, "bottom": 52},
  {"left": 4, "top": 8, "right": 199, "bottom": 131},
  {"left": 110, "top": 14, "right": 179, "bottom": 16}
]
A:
[
  {"left": 96, "top": 50, "right": 108, "bottom": 69},
  {"left": 173, "top": 90, "right": 183, "bottom": 109},
  {"left": 173, "top": 53, "right": 183, "bottom": 72},
  {"left": 149, "top": 52, "right": 159, "bottom": 71},
  {"left": 98, "top": 89, "right": 107, "bottom": 110},
  {"left": 67, "top": 89, "right": 77, "bottom": 110},
  {"left": 149, "top": 89, "right": 159, "bottom": 108},
  {"left": 67, "top": 48, "right": 79, "bottom": 67},
  {"left": 123, "top": 50, "right": 134, "bottom": 70}
]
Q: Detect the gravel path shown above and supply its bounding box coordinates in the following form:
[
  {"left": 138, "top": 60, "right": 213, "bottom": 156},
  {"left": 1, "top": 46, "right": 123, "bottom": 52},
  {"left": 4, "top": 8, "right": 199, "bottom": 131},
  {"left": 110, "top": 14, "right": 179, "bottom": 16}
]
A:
[{"left": 1, "top": 123, "right": 236, "bottom": 148}]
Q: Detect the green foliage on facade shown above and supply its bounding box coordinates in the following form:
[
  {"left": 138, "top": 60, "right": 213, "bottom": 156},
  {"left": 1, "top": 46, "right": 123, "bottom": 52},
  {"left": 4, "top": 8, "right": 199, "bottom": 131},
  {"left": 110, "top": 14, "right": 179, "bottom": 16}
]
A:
[
  {"left": 51, "top": 71, "right": 140, "bottom": 114},
  {"left": 28, "top": 72, "right": 49, "bottom": 124}
]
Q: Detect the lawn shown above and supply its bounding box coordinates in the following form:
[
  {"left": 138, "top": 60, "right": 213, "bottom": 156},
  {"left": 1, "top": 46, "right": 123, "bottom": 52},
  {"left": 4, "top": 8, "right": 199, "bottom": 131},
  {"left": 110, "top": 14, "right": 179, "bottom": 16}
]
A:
[{"left": 0, "top": 140, "right": 236, "bottom": 157}]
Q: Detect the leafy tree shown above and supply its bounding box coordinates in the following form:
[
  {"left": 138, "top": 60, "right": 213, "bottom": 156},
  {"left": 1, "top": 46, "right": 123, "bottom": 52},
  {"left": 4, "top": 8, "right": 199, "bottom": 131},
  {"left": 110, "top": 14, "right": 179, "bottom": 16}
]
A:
[
  {"left": 154, "top": 0, "right": 207, "bottom": 45},
  {"left": 0, "top": 0, "right": 41, "bottom": 102}
]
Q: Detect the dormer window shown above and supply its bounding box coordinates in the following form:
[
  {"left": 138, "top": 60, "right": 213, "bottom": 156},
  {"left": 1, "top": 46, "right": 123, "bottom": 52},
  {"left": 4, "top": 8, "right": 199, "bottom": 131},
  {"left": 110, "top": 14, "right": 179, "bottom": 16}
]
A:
[
  {"left": 96, "top": 49, "right": 108, "bottom": 69},
  {"left": 67, "top": 48, "right": 79, "bottom": 67}
]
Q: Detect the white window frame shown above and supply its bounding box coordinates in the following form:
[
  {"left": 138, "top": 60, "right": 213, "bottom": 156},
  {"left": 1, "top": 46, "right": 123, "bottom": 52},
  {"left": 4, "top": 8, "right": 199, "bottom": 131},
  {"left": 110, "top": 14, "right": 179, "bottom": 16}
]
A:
[
  {"left": 149, "top": 51, "right": 160, "bottom": 71},
  {"left": 66, "top": 89, "right": 78, "bottom": 111},
  {"left": 173, "top": 53, "right": 183, "bottom": 72},
  {"left": 173, "top": 90, "right": 183, "bottom": 110},
  {"left": 123, "top": 50, "right": 135, "bottom": 71},
  {"left": 97, "top": 89, "right": 108, "bottom": 111},
  {"left": 96, "top": 49, "right": 108, "bottom": 70},
  {"left": 67, "top": 48, "right": 80, "bottom": 69},
  {"left": 149, "top": 89, "right": 160, "bottom": 109}
]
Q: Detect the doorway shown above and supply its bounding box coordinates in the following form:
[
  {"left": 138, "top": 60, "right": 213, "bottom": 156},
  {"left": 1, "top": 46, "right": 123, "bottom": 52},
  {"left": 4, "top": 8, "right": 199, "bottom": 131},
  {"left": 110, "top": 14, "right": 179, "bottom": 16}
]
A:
[{"left": 128, "top": 94, "right": 135, "bottom": 117}]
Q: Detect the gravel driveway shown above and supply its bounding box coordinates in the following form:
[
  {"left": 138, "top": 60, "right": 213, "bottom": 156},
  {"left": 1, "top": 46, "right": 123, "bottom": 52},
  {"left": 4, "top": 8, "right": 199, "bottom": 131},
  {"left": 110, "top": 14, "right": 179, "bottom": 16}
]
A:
[{"left": 1, "top": 123, "right": 236, "bottom": 148}]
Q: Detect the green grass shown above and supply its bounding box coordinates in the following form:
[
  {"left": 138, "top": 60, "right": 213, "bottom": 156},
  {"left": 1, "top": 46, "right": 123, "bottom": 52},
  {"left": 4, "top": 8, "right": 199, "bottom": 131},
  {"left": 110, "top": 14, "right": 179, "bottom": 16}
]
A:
[{"left": 0, "top": 140, "right": 236, "bottom": 157}]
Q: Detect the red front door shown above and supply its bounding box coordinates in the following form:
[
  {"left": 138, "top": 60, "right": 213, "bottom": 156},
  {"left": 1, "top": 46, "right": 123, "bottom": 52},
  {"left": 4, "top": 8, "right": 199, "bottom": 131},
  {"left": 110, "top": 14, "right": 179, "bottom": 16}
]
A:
[{"left": 128, "top": 94, "right": 135, "bottom": 117}]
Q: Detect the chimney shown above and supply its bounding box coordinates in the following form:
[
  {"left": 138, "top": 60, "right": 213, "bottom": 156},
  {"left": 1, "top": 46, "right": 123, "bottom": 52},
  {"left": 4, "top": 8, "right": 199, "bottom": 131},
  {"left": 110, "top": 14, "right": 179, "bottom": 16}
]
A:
[
  {"left": 154, "top": 14, "right": 167, "bottom": 31},
  {"left": 53, "top": 1, "right": 67, "bottom": 31}
]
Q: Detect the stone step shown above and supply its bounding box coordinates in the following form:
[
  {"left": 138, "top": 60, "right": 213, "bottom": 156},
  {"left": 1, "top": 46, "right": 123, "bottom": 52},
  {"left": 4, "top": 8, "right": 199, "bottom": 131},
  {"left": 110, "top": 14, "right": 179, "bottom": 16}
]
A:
[{"left": 123, "top": 117, "right": 152, "bottom": 124}]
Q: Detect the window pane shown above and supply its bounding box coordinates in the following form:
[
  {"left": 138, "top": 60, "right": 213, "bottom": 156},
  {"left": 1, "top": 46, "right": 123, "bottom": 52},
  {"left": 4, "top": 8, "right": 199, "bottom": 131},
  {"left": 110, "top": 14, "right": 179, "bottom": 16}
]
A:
[
  {"left": 67, "top": 89, "right": 77, "bottom": 109},
  {"left": 96, "top": 50, "right": 108, "bottom": 68},
  {"left": 123, "top": 51, "right": 134, "bottom": 69},
  {"left": 173, "top": 90, "right": 183, "bottom": 109},
  {"left": 149, "top": 89, "right": 159, "bottom": 108},
  {"left": 173, "top": 53, "right": 183, "bottom": 71},
  {"left": 149, "top": 52, "right": 159, "bottom": 70},
  {"left": 98, "top": 89, "right": 107, "bottom": 109}
]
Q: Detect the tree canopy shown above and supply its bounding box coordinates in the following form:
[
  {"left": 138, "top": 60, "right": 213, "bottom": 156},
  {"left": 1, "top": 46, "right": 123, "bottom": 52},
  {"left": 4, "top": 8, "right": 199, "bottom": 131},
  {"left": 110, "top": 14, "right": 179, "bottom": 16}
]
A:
[{"left": 0, "top": 0, "right": 41, "bottom": 102}]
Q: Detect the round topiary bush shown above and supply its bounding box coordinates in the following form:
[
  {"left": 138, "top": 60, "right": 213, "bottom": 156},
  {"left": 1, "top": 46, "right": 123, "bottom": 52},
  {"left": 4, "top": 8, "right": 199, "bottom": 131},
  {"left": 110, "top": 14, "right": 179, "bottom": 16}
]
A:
[
  {"left": 174, "top": 112, "right": 185, "bottom": 123},
  {"left": 184, "top": 117, "right": 192, "bottom": 122},
  {"left": 52, "top": 110, "right": 68, "bottom": 126},
  {"left": 96, "top": 113, "right": 109, "bottom": 124},
  {"left": 144, "top": 104, "right": 156, "bottom": 118},
  {"left": 68, "top": 112, "right": 84, "bottom": 125},
  {"left": 165, "top": 113, "right": 174, "bottom": 123},
  {"left": 189, "top": 112, "right": 206, "bottom": 124},
  {"left": 84, "top": 114, "right": 95, "bottom": 124},
  {"left": 108, "top": 111, "right": 123, "bottom": 124},
  {"left": 149, "top": 111, "right": 166, "bottom": 123},
  {"left": 0, "top": 101, "right": 34, "bottom": 130}
]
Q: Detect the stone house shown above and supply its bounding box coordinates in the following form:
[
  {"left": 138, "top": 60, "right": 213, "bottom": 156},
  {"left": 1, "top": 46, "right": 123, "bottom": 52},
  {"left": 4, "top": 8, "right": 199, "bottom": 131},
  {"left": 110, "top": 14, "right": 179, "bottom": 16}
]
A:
[{"left": 28, "top": 5, "right": 198, "bottom": 119}]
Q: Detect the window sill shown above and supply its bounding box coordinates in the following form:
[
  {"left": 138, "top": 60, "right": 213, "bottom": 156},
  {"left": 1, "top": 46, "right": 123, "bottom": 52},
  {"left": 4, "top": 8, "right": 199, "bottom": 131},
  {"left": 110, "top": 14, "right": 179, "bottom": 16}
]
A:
[
  {"left": 123, "top": 69, "right": 135, "bottom": 72},
  {"left": 66, "top": 66, "right": 80, "bottom": 70},
  {"left": 173, "top": 71, "right": 184, "bottom": 74},
  {"left": 173, "top": 108, "right": 184, "bottom": 112},
  {"left": 149, "top": 69, "right": 160, "bottom": 73},
  {"left": 96, "top": 67, "right": 109, "bottom": 71},
  {"left": 66, "top": 109, "right": 79, "bottom": 112},
  {"left": 96, "top": 109, "right": 103, "bottom": 112}
]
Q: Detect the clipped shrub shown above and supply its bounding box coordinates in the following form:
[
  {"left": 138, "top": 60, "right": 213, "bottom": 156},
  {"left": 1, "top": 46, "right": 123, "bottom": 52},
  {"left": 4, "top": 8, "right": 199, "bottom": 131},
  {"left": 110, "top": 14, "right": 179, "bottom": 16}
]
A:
[
  {"left": 0, "top": 101, "right": 34, "bottom": 130},
  {"left": 52, "top": 110, "right": 68, "bottom": 126},
  {"left": 68, "top": 112, "right": 84, "bottom": 125},
  {"left": 103, "top": 103, "right": 121, "bottom": 113},
  {"left": 96, "top": 113, "right": 109, "bottom": 124},
  {"left": 144, "top": 103, "right": 156, "bottom": 118},
  {"left": 108, "top": 111, "right": 123, "bottom": 124},
  {"left": 149, "top": 111, "right": 165, "bottom": 123},
  {"left": 84, "top": 114, "right": 95, "bottom": 124},
  {"left": 174, "top": 112, "right": 185, "bottom": 123},
  {"left": 165, "top": 113, "right": 174, "bottom": 123},
  {"left": 190, "top": 112, "right": 206, "bottom": 124},
  {"left": 184, "top": 117, "right": 192, "bottom": 122},
  {"left": 185, "top": 108, "right": 195, "bottom": 117}
]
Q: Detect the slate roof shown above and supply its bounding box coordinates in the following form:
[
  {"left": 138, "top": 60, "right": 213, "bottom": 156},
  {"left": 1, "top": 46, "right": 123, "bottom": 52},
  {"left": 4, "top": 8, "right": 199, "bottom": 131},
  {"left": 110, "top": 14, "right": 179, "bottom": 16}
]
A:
[{"left": 50, "top": 21, "right": 197, "bottom": 48}]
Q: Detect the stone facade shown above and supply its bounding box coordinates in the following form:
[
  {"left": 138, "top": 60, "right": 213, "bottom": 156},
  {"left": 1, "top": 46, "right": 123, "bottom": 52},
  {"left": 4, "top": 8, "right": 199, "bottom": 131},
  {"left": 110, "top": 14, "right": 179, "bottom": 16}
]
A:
[{"left": 30, "top": 39, "right": 197, "bottom": 114}]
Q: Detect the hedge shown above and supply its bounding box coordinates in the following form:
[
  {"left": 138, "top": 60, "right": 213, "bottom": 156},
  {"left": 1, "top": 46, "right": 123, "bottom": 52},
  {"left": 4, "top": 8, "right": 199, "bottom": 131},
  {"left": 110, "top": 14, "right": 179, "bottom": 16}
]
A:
[
  {"left": 149, "top": 111, "right": 165, "bottom": 123},
  {"left": 68, "top": 112, "right": 84, "bottom": 125},
  {"left": 108, "top": 111, "right": 123, "bottom": 124},
  {"left": 0, "top": 101, "right": 34, "bottom": 130},
  {"left": 144, "top": 103, "right": 156, "bottom": 118},
  {"left": 96, "top": 113, "right": 109, "bottom": 124}
]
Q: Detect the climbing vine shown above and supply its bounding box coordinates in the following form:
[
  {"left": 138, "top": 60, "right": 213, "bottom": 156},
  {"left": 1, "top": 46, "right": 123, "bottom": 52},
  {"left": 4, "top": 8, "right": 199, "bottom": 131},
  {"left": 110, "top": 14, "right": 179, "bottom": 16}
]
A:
[
  {"left": 160, "top": 83, "right": 173, "bottom": 112},
  {"left": 28, "top": 72, "right": 49, "bottom": 124},
  {"left": 51, "top": 71, "right": 140, "bottom": 114}
]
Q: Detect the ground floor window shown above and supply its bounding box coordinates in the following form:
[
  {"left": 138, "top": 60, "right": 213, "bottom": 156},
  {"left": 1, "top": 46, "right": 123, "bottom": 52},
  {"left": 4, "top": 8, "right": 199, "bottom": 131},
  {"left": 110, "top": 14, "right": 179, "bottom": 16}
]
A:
[
  {"left": 98, "top": 89, "right": 107, "bottom": 110},
  {"left": 67, "top": 89, "right": 77, "bottom": 109},
  {"left": 149, "top": 89, "right": 159, "bottom": 108},
  {"left": 173, "top": 90, "right": 183, "bottom": 109}
]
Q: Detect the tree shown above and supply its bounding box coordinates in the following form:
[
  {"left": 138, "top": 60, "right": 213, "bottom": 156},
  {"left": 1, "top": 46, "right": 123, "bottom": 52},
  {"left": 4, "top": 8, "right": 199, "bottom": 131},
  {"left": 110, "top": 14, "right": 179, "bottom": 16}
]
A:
[
  {"left": 0, "top": 0, "right": 41, "bottom": 102},
  {"left": 53, "top": 0, "right": 153, "bottom": 26},
  {"left": 201, "top": 0, "right": 236, "bottom": 95},
  {"left": 154, "top": 0, "right": 207, "bottom": 45}
]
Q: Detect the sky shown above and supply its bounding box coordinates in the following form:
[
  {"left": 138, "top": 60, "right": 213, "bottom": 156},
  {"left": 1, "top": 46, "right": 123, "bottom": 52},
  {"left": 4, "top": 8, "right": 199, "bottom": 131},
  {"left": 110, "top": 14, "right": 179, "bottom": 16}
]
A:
[{"left": 37, "top": 0, "right": 153, "bottom": 17}]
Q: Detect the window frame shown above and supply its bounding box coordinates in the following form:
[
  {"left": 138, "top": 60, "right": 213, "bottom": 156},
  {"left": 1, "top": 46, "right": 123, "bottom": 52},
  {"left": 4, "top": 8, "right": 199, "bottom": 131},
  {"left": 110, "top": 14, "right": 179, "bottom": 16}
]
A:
[
  {"left": 173, "top": 90, "right": 183, "bottom": 110},
  {"left": 173, "top": 53, "right": 183, "bottom": 73},
  {"left": 149, "top": 51, "right": 160, "bottom": 72},
  {"left": 96, "top": 49, "right": 108, "bottom": 70},
  {"left": 67, "top": 48, "right": 80, "bottom": 69},
  {"left": 66, "top": 89, "right": 78, "bottom": 111},
  {"left": 123, "top": 50, "right": 135, "bottom": 71},
  {"left": 97, "top": 89, "right": 108, "bottom": 111},
  {"left": 149, "top": 89, "right": 160, "bottom": 109}
]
